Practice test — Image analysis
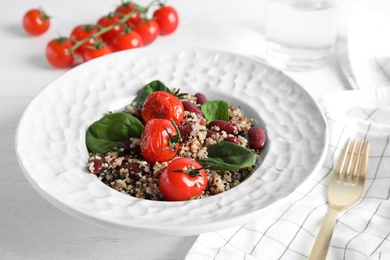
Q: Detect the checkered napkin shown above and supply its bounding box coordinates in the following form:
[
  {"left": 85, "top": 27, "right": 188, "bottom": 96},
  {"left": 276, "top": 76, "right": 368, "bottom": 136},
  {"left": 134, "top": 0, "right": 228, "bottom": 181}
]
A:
[{"left": 185, "top": 87, "right": 390, "bottom": 260}]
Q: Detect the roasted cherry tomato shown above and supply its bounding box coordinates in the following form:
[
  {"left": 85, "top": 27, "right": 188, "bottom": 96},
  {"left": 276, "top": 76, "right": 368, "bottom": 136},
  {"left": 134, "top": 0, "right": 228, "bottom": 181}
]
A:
[
  {"left": 81, "top": 42, "right": 112, "bottom": 62},
  {"left": 70, "top": 24, "right": 101, "bottom": 54},
  {"left": 134, "top": 20, "right": 160, "bottom": 45},
  {"left": 141, "top": 91, "right": 184, "bottom": 125},
  {"left": 115, "top": 2, "right": 142, "bottom": 27},
  {"left": 159, "top": 158, "right": 208, "bottom": 201},
  {"left": 97, "top": 13, "right": 124, "bottom": 42},
  {"left": 140, "top": 119, "right": 180, "bottom": 163},
  {"left": 45, "top": 37, "right": 74, "bottom": 68},
  {"left": 153, "top": 6, "right": 179, "bottom": 35},
  {"left": 109, "top": 30, "right": 143, "bottom": 51},
  {"left": 23, "top": 8, "right": 50, "bottom": 36}
]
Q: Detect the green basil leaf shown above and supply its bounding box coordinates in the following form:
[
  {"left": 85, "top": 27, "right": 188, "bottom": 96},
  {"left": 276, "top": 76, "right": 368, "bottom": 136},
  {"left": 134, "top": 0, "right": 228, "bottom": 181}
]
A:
[
  {"left": 134, "top": 80, "right": 173, "bottom": 105},
  {"left": 201, "top": 100, "right": 230, "bottom": 122},
  {"left": 86, "top": 112, "right": 144, "bottom": 153},
  {"left": 199, "top": 142, "right": 256, "bottom": 171}
]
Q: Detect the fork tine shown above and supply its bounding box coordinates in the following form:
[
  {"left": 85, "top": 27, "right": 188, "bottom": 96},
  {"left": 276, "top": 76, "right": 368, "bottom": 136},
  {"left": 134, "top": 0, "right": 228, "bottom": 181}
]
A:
[
  {"left": 336, "top": 139, "right": 352, "bottom": 181},
  {"left": 344, "top": 139, "right": 359, "bottom": 183},
  {"left": 349, "top": 140, "right": 362, "bottom": 183},
  {"left": 344, "top": 140, "right": 363, "bottom": 183},
  {"left": 352, "top": 140, "right": 369, "bottom": 184}
]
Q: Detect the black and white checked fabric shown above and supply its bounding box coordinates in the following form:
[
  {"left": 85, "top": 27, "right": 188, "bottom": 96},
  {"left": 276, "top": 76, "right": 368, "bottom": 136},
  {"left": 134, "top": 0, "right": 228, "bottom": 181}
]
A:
[{"left": 186, "top": 87, "right": 390, "bottom": 260}]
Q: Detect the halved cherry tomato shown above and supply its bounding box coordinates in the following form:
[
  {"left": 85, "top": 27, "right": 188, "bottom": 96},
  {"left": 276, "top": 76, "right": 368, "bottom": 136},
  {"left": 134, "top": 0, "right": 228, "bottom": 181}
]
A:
[
  {"left": 45, "top": 37, "right": 74, "bottom": 68},
  {"left": 141, "top": 91, "right": 184, "bottom": 125},
  {"left": 97, "top": 13, "right": 124, "bottom": 42},
  {"left": 159, "top": 158, "right": 208, "bottom": 201},
  {"left": 140, "top": 119, "right": 180, "bottom": 163},
  {"left": 81, "top": 42, "right": 112, "bottom": 62},
  {"left": 23, "top": 8, "right": 50, "bottom": 36},
  {"left": 153, "top": 6, "right": 179, "bottom": 35},
  {"left": 134, "top": 20, "right": 160, "bottom": 45},
  {"left": 109, "top": 30, "right": 143, "bottom": 51},
  {"left": 70, "top": 24, "right": 101, "bottom": 54},
  {"left": 115, "top": 2, "right": 142, "bottom": 27}
]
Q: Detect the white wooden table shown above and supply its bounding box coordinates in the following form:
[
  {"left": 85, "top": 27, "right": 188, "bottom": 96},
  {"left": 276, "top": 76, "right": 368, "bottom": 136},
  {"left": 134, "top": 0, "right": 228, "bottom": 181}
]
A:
[{"left": 0, "top": 0, "right": 386, "bottom": 258}]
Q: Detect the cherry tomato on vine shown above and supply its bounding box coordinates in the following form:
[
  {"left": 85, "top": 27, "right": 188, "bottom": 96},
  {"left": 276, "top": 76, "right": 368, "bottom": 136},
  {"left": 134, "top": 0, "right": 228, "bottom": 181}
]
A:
[
  {"left": 45, "top": 37, "right": 74, "bottom": 68},
  {"left": 159, "top": 158, "right": 208, "bottom": 201},
  {"left": 153, "top": 6, "right": 179, "bottom": 35},
  {"left": 97, "top": 13, "right": 124, "bottom": 42},
  {"left": 23, "top": 8, "right": 50, "bottom": 36},
  {"left": 81, "top": 42, "right": 112, "bottom": 62},
  {"left": 70, "top": 24, "right": 101, "bottom": 54},
  {"left": 140, "top": 119, "right": 180, "bottom": 163},
  {"left": 134, "top": 20, "right": 160, "bottom": 45},
  {"left": 141, "top": 91, "right": 184, "bottom": 125},
  {"left": 115, "top": 2, "right": 142, "bottom": 27},
  {"left": 109, "top": 30, "right": 143, "bottom": 51}
]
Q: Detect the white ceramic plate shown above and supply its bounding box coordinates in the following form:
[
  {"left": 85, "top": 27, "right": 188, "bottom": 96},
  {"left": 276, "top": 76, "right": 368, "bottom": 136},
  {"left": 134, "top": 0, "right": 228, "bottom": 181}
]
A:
[{"left": 16, "top": 47, "right": 328, "bottom": 236}]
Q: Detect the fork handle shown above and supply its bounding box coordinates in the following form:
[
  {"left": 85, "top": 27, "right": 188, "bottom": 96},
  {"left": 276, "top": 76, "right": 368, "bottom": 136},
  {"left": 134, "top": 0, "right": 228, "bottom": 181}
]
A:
[{"left": 309, "top": 208, "right": 339, "bottom": 260}]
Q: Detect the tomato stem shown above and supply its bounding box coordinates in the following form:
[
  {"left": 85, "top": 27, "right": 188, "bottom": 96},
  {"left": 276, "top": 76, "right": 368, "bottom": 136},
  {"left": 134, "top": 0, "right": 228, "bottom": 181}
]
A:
[
  {"left": 172, "top": 163, "right": 204, "bottom": 177},
  {"left": 166, "top": 119, "right": 181, "bottom": 151},
  {"left": 54, "top": 36, "right": 70, "bottom": 44},
  {"left": 156, "top": 0, "right": 167, "bottom": 7},
  {"left": 39, "top": 6, "right": 50, "bottom": 20},
  {"left": 144, "top": 0, "right": 159, "bottom": 11}
]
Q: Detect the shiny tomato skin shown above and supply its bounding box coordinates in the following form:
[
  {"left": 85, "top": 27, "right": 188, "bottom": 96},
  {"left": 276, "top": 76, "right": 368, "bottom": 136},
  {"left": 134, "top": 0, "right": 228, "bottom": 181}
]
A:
[
  {"left": 45, "top": 37, "right": 74, "bottom": 68},
  {"left": 153, "top": 6, "right": 179, "bottom": 35},
  {"left": 97, "top": 14, "right": 124, "bottom": 42},
  {"left": 70, "top": 24, "right": 101, "bottom": 54},
  {"left": 141, "top": 91, "right": 184, "bottom": 125},
  {"left": 159, "top": 158, "right": 208, "bottom": 201},
  {"left": 115, "top": 2, "right": 142, "bottom": 27},
  {"left": 23, "top": 9, "right": 50, "bottom": 35},
  {"left": 109, "top": 30, "right": 143, "bottom": 51},
  {"left": 134, "top": 20, "right": 160, "bottom": 45},
  {"left": 81, "top": 43, "right": 112, "bottom": 62},
  {"left": 140, "top": 119, "right": 179, "bottom": 163}
]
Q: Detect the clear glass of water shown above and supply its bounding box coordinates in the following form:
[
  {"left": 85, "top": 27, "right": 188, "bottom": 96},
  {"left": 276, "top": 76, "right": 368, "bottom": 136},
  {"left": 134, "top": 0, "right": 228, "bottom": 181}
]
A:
[{"left": 263, "top": 0, "right": 340, "bottom": 71}]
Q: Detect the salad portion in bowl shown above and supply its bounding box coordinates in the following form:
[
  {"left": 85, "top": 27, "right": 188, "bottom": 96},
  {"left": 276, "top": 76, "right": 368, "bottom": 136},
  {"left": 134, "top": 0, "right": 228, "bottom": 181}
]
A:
[{"left": 86, "top": 80, "right": 266, "bottom": 201}]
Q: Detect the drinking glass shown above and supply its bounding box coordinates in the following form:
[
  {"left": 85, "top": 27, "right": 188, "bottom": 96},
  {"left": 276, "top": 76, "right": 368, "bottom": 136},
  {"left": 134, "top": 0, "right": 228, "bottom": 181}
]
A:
[{"left": 263, "top": 0, "right": 340, "bottom": 71}]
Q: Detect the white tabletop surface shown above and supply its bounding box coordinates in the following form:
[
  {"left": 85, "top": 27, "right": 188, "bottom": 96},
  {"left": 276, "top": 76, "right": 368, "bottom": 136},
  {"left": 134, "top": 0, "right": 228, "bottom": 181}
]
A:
[{"left": 1, "top": 0, "right": 388, "bottom": 259}]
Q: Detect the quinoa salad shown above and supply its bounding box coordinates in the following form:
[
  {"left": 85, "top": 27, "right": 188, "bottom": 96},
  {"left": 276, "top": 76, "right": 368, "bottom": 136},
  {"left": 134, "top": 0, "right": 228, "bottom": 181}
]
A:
[{"left": 86, "top": 80, "right": 266, "bottom": 201}]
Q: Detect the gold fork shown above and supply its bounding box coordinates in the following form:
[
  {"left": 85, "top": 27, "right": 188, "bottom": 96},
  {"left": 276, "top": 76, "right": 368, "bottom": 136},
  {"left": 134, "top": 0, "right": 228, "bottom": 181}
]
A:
[{"left": 309, "top": 139, "right": 370, "bottom": 260}]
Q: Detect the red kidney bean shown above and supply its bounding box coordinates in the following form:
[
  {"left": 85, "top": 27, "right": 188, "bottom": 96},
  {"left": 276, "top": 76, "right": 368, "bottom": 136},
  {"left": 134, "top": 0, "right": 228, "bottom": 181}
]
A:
[
  {"left": 91, "top": 159, "right": 104, "bottom": 174},
  {"left": 206, "top": 130, "right": 218, "bottom": 138},
  {"left": 179, "top": 123, "right": 192, "bottom": 137},
  {"left": 121, "top": 140, "right": 141, "bottom": 154},
  {"left": 130, "top": 146, "right": 141, "bottom": 155},
  {"left": 248, "top": 126, "right": 266, "bottom": 149},
  {"left": 121, "top": 140, "right": 131, "bottom": 150},
  {"left": 225, "top": 136, "right": 239, "bottom": 144},
  {"left": 208, "top": 120, "right": 239, "bottom": 135},
  {"left": 119, "top": 163, "right": 142, "bottom": 174},
  {"left": 182, "top": 101, "right": 203, "bottom": 118},
  {"left": 194, "top": 93, "right": 207, "bottom": 105}
]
